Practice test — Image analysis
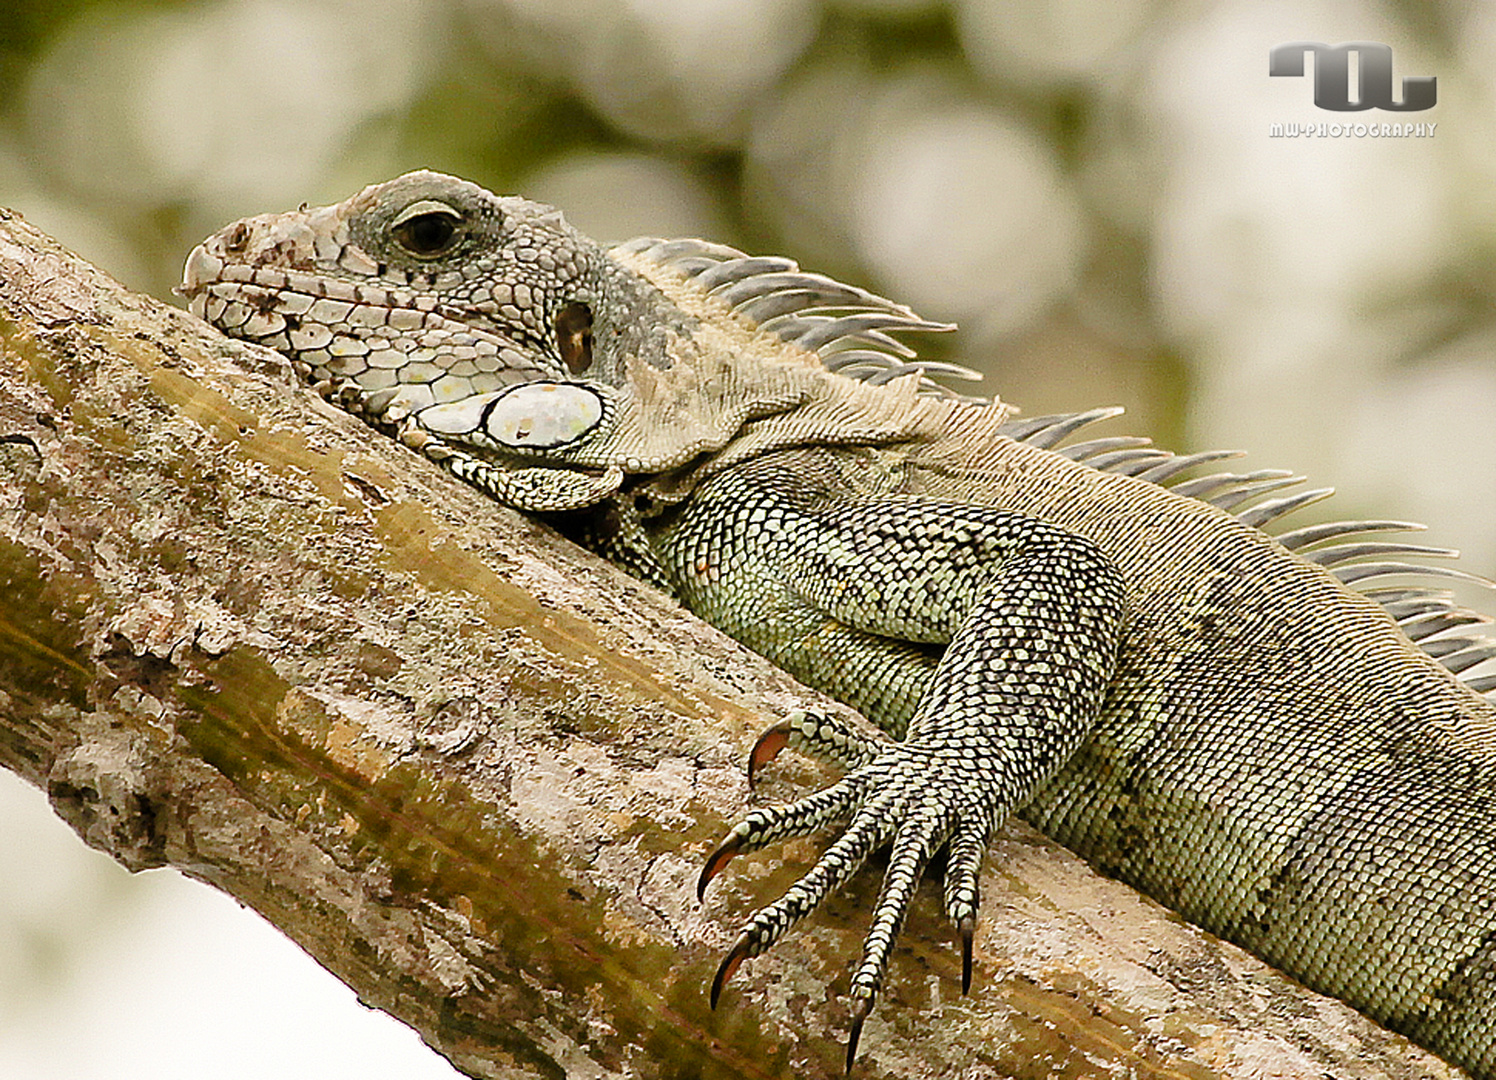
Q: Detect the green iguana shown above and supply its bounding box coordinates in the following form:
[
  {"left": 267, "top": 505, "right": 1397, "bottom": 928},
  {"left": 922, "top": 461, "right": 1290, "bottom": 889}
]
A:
[{"left": 180, "top": 170, "right": 1496, "bottom": 1077}]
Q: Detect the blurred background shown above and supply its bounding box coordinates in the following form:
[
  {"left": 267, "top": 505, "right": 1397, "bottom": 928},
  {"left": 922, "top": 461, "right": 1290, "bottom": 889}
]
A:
[{"left": 2, "top": 0, "right": 1494, "bottom": 1076}]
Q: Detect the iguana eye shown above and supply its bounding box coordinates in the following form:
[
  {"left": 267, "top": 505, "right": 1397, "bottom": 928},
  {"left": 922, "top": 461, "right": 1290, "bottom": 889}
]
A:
[
  {"left": 390, "top": 201, "right": 463, "bottom": 258},
  {"left": 555, "top": 301, "right": 594, "bottom": 375}
]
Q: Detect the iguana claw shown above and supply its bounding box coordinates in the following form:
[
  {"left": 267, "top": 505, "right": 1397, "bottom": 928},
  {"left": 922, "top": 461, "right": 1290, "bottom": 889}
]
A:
[
  {"left": 709, "top": 932, "right": 753, "bottom": 1008},
  {"left": 846, "top": 994, "right": 875, "bottom": 1073},
  {"left": 747, "top": 722, "right": 793, "bottom": 787},
  {"left": 697, "top": 832, "right": 743, "bottom": 901},
  {"left": 959, "top": 916, "right": 974, "bottom": 995}
]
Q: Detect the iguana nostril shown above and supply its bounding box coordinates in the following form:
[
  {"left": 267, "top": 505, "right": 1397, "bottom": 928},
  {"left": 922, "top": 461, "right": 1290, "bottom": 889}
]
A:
[{"left": 223, "top": 221, "right": 251, "bottom": 255}]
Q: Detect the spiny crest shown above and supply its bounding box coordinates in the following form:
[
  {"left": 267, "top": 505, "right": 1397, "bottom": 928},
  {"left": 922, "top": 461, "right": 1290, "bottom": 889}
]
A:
[
  {"left": 615, "top": 236, "right": 979, "bottom": 397},
  {"left": 1002, "top": 408, "right": 1496, "bottom": 698},
  {"left": 624, "top": 234, "right": 1496, "bottom": 694}
]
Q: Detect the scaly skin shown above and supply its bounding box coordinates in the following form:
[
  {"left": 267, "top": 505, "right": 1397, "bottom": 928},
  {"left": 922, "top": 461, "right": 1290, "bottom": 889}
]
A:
[{"left": 182, "top": 171, "right": 1496, "bottom": 1077}]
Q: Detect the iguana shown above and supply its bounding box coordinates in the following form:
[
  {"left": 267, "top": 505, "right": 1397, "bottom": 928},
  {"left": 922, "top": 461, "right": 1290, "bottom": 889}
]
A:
[{"left": 180, "top": 170, "right": 1496, "bottom": 1078}]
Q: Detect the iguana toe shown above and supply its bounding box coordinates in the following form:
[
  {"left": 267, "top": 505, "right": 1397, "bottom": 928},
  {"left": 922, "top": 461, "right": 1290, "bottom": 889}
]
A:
[
  {"left": 942, "top": 821, "right": 988, "bottom": 993},
  {"left": 748, "top": 709, "right": 883, "bottom": 788}
]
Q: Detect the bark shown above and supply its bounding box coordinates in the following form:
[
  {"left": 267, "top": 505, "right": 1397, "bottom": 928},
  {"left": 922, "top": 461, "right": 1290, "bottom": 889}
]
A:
[{"left": 0, "top": 206, "right": 1462, "bottom": 1080}]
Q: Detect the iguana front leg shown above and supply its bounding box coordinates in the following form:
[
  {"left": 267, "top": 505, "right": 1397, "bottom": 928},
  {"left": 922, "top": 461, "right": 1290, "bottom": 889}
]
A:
[{"left": 665, "top": 456, "right": 1126, "bottom": 1068}]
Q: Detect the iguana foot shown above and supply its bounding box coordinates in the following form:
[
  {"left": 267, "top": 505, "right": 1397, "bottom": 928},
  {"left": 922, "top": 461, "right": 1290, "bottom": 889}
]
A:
[{"left": 700, "top": 737, "right": 996, "bottom": 1069}]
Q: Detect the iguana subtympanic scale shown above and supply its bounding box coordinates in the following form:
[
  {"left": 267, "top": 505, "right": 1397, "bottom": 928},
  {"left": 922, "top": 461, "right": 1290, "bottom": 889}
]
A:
[{"left": 181, "top": 170, "right": 1496, "bottom": 1077}]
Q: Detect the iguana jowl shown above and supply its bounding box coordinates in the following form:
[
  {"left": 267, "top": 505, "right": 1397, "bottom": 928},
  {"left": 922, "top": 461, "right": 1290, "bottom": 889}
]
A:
[{"left": 181, "top": 170, "right": 1496, "bottom": 1077}]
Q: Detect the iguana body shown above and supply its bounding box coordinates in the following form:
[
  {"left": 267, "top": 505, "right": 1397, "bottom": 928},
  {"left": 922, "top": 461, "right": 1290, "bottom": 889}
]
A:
[{"left": 182, "top": 171, "right": 1496, "bottom": 1077}]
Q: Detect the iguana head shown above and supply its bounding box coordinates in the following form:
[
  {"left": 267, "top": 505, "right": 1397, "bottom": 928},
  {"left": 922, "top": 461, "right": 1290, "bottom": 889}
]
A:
[{"left": 183, "top": 170, "right": 979, "bottom": 510}]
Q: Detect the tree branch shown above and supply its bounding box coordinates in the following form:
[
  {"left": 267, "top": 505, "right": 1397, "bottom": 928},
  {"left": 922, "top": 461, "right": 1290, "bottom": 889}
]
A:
[{"left": 0, "top": 208, "right": 1459, "bottom": 1079}]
